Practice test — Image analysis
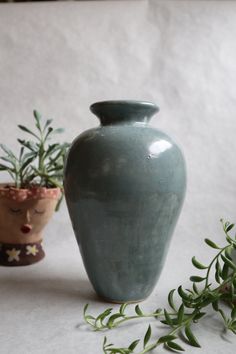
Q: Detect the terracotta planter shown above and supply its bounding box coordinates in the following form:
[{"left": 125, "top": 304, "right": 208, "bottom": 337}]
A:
[{"left": 0, "top": 185, "right": 61, "bottom": 266}]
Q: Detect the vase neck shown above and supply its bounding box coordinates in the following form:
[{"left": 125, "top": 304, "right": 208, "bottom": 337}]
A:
[{"left": 90, "top": 100, "right": 159, "bottom": 126}]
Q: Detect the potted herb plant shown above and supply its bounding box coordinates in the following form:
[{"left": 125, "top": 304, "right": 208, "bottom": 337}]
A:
[{"left": 0, "top": 110, "right": 69, "bottom": 266}]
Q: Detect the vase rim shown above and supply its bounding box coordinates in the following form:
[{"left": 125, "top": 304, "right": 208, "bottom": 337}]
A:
[
  {"left": 90, "top": 100, "right": 159, "bottom": 125},
  {"left": 90, "top": 100, "right": 159, "bottom": 110}
]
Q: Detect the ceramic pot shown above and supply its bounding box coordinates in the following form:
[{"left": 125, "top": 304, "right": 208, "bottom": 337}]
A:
[
  {"left": 64, "top": 100, "right": 186, "bottom": 303},
  {"left": 0, "top": 185, "right": 61, "bottom": 266}
]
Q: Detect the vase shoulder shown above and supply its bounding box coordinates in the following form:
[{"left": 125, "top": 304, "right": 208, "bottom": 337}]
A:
[{"left": 65, "top": 124, "right": 186, "bottom": 201}]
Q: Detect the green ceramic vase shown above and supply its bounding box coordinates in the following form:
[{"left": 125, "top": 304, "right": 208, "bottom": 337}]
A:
[{"left": 64, "top": 100, "right": 186, "bottom": 303}]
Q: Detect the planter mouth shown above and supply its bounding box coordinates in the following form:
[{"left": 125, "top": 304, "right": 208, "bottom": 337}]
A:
[{"left": 0, "top": 185, "right": 61, "bottom": 202}]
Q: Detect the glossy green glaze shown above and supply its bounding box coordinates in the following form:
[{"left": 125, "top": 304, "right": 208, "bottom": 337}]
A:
[{"left": 64, "top": 101, "right": 186, "bottom": 303}]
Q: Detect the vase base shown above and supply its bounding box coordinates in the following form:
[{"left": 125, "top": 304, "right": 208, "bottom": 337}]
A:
[
  {"left": 0, "top": 241, "right": 45, "bottom": 267},
  {"left": 98, "top": 294, "right": 147, "bottom": 304}
]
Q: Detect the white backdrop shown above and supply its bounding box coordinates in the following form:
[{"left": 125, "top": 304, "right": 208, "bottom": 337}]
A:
[{"left": 0, "top": 1, "right": 236, "bottom": 353}]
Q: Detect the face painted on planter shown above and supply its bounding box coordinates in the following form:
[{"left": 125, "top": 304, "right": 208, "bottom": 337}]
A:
[{"left": 0, "top": 198, "right": 58, "bottom": 243}]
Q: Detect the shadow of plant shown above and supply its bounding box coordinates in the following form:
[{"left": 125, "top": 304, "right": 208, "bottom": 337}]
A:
[{"left": 0, "top": 274, "right": 97, "bottom": 302}]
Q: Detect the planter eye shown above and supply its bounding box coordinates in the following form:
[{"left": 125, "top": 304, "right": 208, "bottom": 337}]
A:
[
  {"left": 9, "top": 208, "right": 22, "bottom": 214},
  {"left": 34, "top": 209, "right": 45, "bottom": 215}
]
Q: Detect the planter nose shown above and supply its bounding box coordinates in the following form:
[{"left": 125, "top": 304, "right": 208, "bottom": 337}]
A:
[{"left": 26, "top": 210, "right": 31, "bottom": 223}]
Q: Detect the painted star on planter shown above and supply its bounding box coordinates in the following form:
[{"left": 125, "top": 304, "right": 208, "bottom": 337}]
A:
[
  {"left": 26, "top": 245, "right": 39, "bottom": 256},
  {"left": 6, "top": 248, "right": 21, "bottom": 262}
]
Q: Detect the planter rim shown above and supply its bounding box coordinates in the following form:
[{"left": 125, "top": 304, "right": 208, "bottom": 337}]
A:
[{"left": 0, "top": 184, "right": 61, "bottom": 201}]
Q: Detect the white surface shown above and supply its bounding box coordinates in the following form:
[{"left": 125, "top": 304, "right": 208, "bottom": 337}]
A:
[{"left": 0, "top": 0, "right": 236, "bottom": 353}]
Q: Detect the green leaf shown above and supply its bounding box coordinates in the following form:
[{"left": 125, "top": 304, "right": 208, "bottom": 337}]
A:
[
  {"left": 0, "top": 164, "right": 8, "bottom": 170},
  {"left": 33, "top": 110, "right": 42, "bottom": 133},
  {"left": 166, "top": 341, "right": 185, "bottom": 351},
  {"left": 185, "top": 324, "right": 201, "bottom": 347},
  {"left": 52, "top": 128, "right": 64, "bottom": 134},
  {"left": 0, "top": 156, "right": 16, "bottom": 167},
  {"left": 192, "top": 283, "right": 199, "bottom": 294},
  {"left": 216, "top": 260, "right": 222, "bottom": 273},
  {"left": 43, "top": 119, "right": 53, "bottom": 132},
  {"left": 128, "top": 339, "right": 140, "bottom": 351},
  {"left": 204, "top": 238, "right": 220, "bottom": 249},
  {"left": 168, "top": 289, "right": 176, "bottom": 311},
  {"left": 220, "top": 293, "right": 233, "bottom": 302},
  {"left": 119, "top": 303, "right": 128, "bottom": 315},
  {"left": 225, "top": 247, "right": 233, "bottom": 260},
  {"left": 212, "top": 300, "right": 219, "bottom": 311},
  {"left": 218, "top": 308, "right": 227, "bottom": 322},
  {"left": 226, "top": 235, "right": 233, "bottom": 244},
  {"left": 215, "top": 259, "right": 222, "bottom": 284},
  {"left": 103, "top": 336, "right": 107, "bottom": 347},
  {"left": 200, "top": 297, "right": 216, "bottom": 308},
  {"left": 192, "top": 256, "right": 208, "bottom": 270},
  {"left": 19, "top": 146, "right": 24, "bottom": 161},
  {"left": 33, "top": 110, "right": 41, "bottom": 121},
  {"left": 18, "top": 125, "right": 39, "bottom": 139},
  {"left": 231, "top": 320, "right": 236, "bottom": 330},
  {"left": 108, "top": 349, "right": 129, "bottom": 354},
  {"left": 17, "top": 139, "right": 37, "bottom": 152},
  {"left": 189, "top": 276, "right": 206, "bottom": 283},
  {"left": 226, "top": 224, "right": 235, "bottom": 232},
  {"left": 107, "top": 314, "right": 125, "bottom": 329},
  {"left": 96, "top": 308, "right": 113, "bottom": 324},
  {"left": 154, "top": 308, "right": 162, "bottom": 318},
  {"left": 44, "top": 127, "right": 54, "bottom": 140},
  {"left": 215, "top": 270, "right": 221, "bottom": 284},
  {"left": 221, "top": 254, "right": 236, "bottom": 270},
  {"left": 104, "top": 344, "right": 114, "bottom": 349},
  {"left": 178, "top": 286, "right": 190, "bottom": 300},
  {"left": 22, "top": 151, "right": 37, "bottom": 161},
  {"left": 193, "top": 312, "right": 206, "bottom": 322},
  {"left": 177, "top": 304, "right": 184, "bottom": 324},
  {"left": 0, "top": 143, "right": 15, "bottom": 157},
  {"left": 135, "top": 305, "right": 143, "bottom": 316},
  {"left": 164, "top": 309, "right": 173, "bottom": 325},
  {"left": 143, "top": 325, "right": 151, "bottom": 348},
  {"left": 230, "top": 282, "right": 235, "bottom": 298},
  {"left": 20, "top": 156, "right": 35, "bottom": 171},
  {"left": 231, "top": 306, "right": 236, "bottom": 320},
  {"left": 161, "top": 317, "right": 179, "bottom": 326},
  {"left": 84, "top": 315, "right": 95, "bottom": 321},
  {"left": 83, "top": 304, "right": 89, "bottom": 316},
  {"left": 47, "top": 165, "right": 64, "bottom": 173},
  {"left": 158, "top": 335, "right": 177, "bottom": 344},
  {"left": 222, "top": 263, "right": 230, "bottom": 280},
  {"left": 44, "top": 144, "right": 60, "bottom": 158}
]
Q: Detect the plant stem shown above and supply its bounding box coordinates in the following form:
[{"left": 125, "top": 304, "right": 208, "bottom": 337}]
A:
[
  {"left": 205, "top": 245, "right": 231, "bottom": 287},
  {"left": 139, "top": 312, "right": 197, "bottom": 354},
  {"left": 114, "top": 313, "right": 163, "bottom": 327}
]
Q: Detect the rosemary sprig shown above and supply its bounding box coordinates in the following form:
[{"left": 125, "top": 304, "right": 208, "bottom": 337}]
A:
[
  {"left": 0, "top": 110, "right": 70, "bottom": 190},
  {"left": 17, "top": 110, "right": 70, "bottom": 188},
  {"left": 84, "top": 219, "right": 236, "bottom": 353}
]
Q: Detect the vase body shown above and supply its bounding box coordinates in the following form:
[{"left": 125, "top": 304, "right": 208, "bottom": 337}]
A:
[{"left": 64, "top": 101, "right": 186, "bottom": 302}]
